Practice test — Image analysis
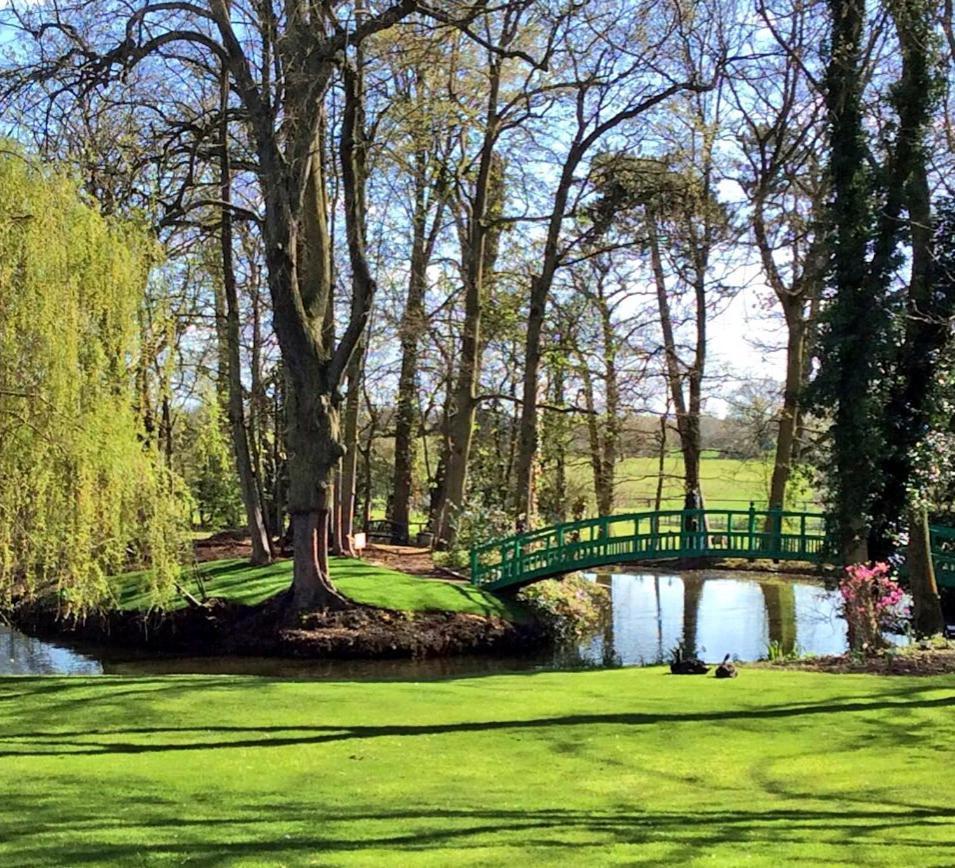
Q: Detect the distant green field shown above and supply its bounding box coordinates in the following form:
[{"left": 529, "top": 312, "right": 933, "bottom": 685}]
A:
[
  {"left": 368, "top": 453, "right": 817, "bottom": 527},
  {"left": 566, "top": 453, "right": 817, "bottom": 514}
]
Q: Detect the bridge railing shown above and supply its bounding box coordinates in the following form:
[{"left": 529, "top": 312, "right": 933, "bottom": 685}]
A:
[
  {"left": 931, "top": 525, "right": 955, "bottom": 587},
  {"left": 470, "top": 506, "right": 834, "bottom": 588}
]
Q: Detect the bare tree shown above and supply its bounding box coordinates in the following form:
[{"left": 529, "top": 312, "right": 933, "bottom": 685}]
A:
[
  {"left": 512, "top": 0, "right": 725, "bottom": 522},
  {"left": 730, "top": 0, "right": 827, "bottom": 518}
]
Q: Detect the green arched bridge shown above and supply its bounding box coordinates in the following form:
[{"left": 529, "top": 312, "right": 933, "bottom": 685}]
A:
[{"left": 468, "top": 506, "right": 955, "bottom": 593}]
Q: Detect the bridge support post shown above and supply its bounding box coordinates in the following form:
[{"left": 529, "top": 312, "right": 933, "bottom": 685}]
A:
[
  {"left": 769, "top": 506, "right": 782, "bottom": 561},
  {"left": 747, "top": 502, "right": 756, "bottom": 560}
]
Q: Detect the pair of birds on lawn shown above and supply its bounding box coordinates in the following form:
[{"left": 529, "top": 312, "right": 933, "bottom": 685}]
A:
[{"left": 670, "top": 653, "right": 738, "bottom": 678}]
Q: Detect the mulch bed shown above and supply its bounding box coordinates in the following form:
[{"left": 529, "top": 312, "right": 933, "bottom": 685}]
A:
[
  {"left": 193, "top": 529, "right": 258, "bottom": 563},
  {"left": 758, "top": 647, "right": 955, "bottom": 676}
]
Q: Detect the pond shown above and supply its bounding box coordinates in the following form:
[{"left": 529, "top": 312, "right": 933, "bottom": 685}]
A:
[
  {"left": 578, "top": 570, "right": 849, "bottom": 667},
  {"left": 0, "top": 569, "right": 859, "bottom": 677}
]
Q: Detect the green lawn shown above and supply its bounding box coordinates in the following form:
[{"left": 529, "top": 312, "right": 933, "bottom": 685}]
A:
[
  {"left": 115, "top": 557, "right": 519, "bottom": 619},
  {"left": 1, "top": 667, "right": 954, "bottom": 865},
  {"left": 370, "top": 455, "right": 817, "bottom": 525},
  {"left": 564, "top": 453, "right": 818, "bottom": 513}
]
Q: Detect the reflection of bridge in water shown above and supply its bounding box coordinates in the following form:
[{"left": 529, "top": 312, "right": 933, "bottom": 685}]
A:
[
  {"left": 590, "top": 572, "right": 843, "bottom": 664},
  {"left": 470, "top": 507, "right": 955, "bottom": 595}
]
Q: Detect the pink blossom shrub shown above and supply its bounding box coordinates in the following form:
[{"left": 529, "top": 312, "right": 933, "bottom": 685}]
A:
[{"left": 839, "top": 562, "right": 910, "bottom": 653}]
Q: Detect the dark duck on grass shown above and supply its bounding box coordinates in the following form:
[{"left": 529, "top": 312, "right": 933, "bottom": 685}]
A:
[
  {"left": 715, "top": 654, "right": 738, "bottom": 679},
  {"left": 670, "top": 646, "right": 709, "bottom": 675}
]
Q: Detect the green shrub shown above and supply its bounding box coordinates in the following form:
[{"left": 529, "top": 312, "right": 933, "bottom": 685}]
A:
[
  {"left": 517, "top": 574, "right": 610, "bottom": 643},
  {"left": 441, "top": 498, "right": 515, "bottom": 569}
]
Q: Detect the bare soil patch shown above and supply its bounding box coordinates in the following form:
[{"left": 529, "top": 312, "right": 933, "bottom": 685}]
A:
[
  {"left": 193, "top": 529, "right": 256, "bottom": 562},
  {"left": 757, "top": 646, "right": 955, "bottom": 676},
  {"left": 192, "top": 532, "right": 458, "bottom": 581},
  {"left": 362, "top": 543, "right": 466, "bottom": 581}
]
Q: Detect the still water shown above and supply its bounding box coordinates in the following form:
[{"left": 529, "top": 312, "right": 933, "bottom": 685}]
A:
[
  {"left": 580, "top": 570, "right": 847, "bottom": 666},
  {"left": 0, "top": 570, "right": 851, "bottom": 677}
]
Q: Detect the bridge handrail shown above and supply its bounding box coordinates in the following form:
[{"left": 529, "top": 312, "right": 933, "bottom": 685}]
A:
[
  {"left": 472, "top": 507, "right": 828, "bottom": 557},
  {"left": 470, "top": 506, "right": 833, "bottom": 588},
  {"left": 930, "top": 525, "right": 955, "bottom": 542}
]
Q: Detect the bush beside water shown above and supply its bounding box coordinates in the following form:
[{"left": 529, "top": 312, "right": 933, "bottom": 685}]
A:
[{"left": 516, "top": 574, "right": 610, "bottom": 643}]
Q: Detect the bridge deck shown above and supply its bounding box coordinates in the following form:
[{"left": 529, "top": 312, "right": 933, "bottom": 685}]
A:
[{"left": 470, "top": 508, "right": 955, "bottom": 593}]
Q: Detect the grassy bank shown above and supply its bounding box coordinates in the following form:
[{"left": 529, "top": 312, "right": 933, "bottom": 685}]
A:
[
  {"left": 1, "top": 667, "right": 953, "bottom": 865},
  {"left": 116, "top": 557, "right": 521, "bottom": 619}
]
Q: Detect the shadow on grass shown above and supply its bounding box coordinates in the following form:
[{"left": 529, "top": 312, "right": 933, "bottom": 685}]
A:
[
  {"left": 2, "top": 801, "right": 954, "bottom": 865},
  {"left": 2, "top": 689, "right": 954, "bottom": 757}
]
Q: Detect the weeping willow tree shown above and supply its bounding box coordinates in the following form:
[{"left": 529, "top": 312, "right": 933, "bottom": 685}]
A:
[{"left": 0, "top": 154, "right": 184, "bottom": 615}]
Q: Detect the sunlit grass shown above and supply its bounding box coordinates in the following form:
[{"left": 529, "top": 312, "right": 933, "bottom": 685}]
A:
[
  {"left": 113, "top": 556, "right": 522, "bottom": 619},
  {"left": 0, "top": 667, "right": 952, "bottom": 865},
  {"left": 566, "top": 453, "right": 818, "bottom": 512}
]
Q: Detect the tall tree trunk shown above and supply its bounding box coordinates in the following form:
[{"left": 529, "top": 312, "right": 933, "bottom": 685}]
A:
[
  {"left": 271, "top": 365, "right": 287, "bottom": 541},
  {"left": 822, "top": 0, "right": 879, "bottom": 564},
  {"left": 433, "top": 68, "right": 502, "bottom": 548},
  {"left": 514, "top": 150, "right": 580, "bottom": 523},
  {"left": 429, "top": 375, "right": 453, "bottom": 531},
  {"left": 219, "top": 66, "right": 271, "bottom": 565},
  {"left": 248, "top": 259, "right": 271, "bottom": 537},
  {"left": 580, "top": 364, "right": 606, "bottom": 514},
  {"left": 551, "top": 362, "right": 568, "bottom": 524},
  {"left": 359, "top": 395, "right": 378, "bottom": 533},
  {"left": 649, "top": 219, "right": 702, "bottom": 506},
  {"left": 598, "top": 282, "right": 620, "bottom": 517},
  {"left": 339, "top": 338, "right": 365, "bottom": 556},
  {"left": 262, "top": 59, "right": 373, "bottom": 611},
  {"left": 752, "top": 186, "right": 824, "bottom": 518},
  {"left": 654, "top": 406, "right": 668, "bottom": 512},
  {"left": 391, "top": 169, "right": 429, "bottom": 545},
  {"left": 767, "top": 308, "right": 806, "bottom": 513},
  {"left": 908, "top": 506, "right": 944, "bottom": 636},
  {"left": 435, "top": 325, "right": 480, "bottom": 546},
  {"left": 874, "top": 0, "right": 945, "bottom": 631}
]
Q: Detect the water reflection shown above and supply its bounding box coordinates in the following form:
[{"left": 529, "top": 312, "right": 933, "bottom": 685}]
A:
[
  {"left": 0, "top": 570, "right": 858, "bottom": 677},
  {"left": 583, "top": 570, "right": 849, "bottom": 665},
  {"left": 0, "top": 624, "right": 103, "bottom": 675}
]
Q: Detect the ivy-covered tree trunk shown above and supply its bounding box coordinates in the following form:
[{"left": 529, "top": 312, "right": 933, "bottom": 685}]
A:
[
  {"left": 821, "top": 0, "right": 946, "bottom": 587},
  {"left": 820, "top": 0, "right": 881, "bottom": 563}
]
